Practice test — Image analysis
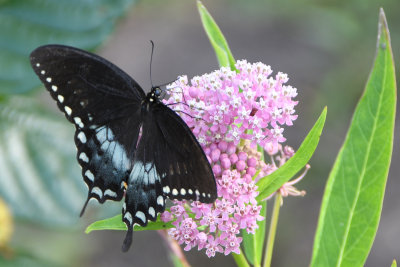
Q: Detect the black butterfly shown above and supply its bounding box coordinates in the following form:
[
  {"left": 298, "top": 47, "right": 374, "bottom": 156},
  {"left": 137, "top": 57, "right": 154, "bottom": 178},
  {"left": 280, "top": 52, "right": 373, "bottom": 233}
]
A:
[{"left": 29, "top": 44, "right": 217, "bottom": 251}]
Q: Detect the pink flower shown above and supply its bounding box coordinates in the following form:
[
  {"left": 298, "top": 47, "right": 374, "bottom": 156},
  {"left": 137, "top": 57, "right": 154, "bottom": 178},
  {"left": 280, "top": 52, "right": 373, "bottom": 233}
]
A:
[
  {"left": 191, "top": 202, "right": 211, "bottom": 219},
  {"left": 200, "top": 209, "right": 219, "bottom": 232},
  {"left": 160, "top": 211, "right": 172, "bottom": 222},
  {"left": 206, "top": 235, "right": 224, "bottom": 257},
  {"left": 197, "top": 232, "right": 208, "bottom": 250},
  {"left": 162, "top": 60, "right": 299, "bottom": 257}
]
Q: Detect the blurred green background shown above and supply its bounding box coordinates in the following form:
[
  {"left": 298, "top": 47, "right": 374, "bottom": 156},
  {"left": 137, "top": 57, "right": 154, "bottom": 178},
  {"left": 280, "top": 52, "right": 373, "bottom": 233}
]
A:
[{"left": 0, "top": 0, "right": 399, "bottom": 266}]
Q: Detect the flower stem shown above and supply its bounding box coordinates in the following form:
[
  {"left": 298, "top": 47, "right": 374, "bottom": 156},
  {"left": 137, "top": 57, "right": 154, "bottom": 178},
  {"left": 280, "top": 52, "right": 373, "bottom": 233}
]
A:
[
  {"left": 232, "top": 248, "right": 251, "bottom": 267},
  {"left": 158, "top": 230, "right": 191, "bottom": 267},
  {"left": 263, "top": 193, "right": 282, "bottom": 267}
]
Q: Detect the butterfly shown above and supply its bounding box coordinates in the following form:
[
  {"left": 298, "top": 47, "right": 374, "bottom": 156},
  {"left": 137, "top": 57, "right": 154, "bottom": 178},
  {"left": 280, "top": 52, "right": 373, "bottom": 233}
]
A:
[{"left": 29, "top": 44, "right": 217, "bottom": 251}]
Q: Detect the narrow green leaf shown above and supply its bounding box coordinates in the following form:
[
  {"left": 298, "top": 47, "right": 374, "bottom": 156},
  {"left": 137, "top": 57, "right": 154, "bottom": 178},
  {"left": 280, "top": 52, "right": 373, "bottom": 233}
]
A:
[
  {"left": 256, "top": 107, "right": 327, "bottom": 201},
  {"left": 0, "top": 0, "right": 136, "bottom": 94},
  {"left": 241, "top": 200, "right": 267, "bottom": 266},
  {"left": 85, "top": 214, "right": 174, "bottom": 233},
  {"left": 392, "top": 260, "right": 398, "bottom": 267},
  {"left": 197, "top": 1, "right": 236, "bottom": 70},
  {"left": 311, "top": 9, "right": 396, "bottom": 267}
]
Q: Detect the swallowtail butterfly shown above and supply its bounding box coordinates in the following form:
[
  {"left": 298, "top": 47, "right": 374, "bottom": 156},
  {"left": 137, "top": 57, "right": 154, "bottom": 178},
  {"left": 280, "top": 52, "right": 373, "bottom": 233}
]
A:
[{"left": 30, "top": 44, "right": 217, "bottom": 251}]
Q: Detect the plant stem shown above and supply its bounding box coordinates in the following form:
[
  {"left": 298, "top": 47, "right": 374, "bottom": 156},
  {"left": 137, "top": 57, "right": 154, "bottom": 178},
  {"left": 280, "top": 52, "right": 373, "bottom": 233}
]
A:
[
  {"left": 263, "top": 193, "right": 282, "bottom": 267},
  {"left": 158, "top": 230, "right": 191, "bottom": 267},
  {"left": 232, "top": 248, "right": 251, "bottom": 267}
]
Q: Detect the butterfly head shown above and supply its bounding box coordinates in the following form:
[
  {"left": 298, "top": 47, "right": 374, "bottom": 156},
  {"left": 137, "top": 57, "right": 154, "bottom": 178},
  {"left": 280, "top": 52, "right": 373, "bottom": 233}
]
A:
[
  {"left": 152, "top": 86, "right": 162, "bottom": 98},
  {"left": 147, "top": 86, "right": 163, "bottom": 102}
]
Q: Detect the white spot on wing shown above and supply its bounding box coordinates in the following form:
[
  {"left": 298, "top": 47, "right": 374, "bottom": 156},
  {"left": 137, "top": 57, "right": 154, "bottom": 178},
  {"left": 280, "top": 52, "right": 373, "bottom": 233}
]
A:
[
  {"left": 157, "top": 195, "right": 164, "bottom": 206},
  {"left": 77, "top": 131, "right": 87, "bottom": 143},
  {"left": 51, "top": 85, "right": 58, "bottom": 91},
  {"left": 124, "top": 212, "right": 133, "bottom": 225},
  {"left": 85, "top": 170, "right": 94, "bottom": 182},
  {"left": 180, "top": 188, "right": 186, "bottom": 196},
  {"left": 123, "top": 203, "right": 126, "bottom": 212},
  {"left": 202, "top": 192, "right": 206, "bottom": 197},
  {"left": 74, "top": 117, "right": 84, "bottom": 128},
  {"left": 148, "top": 207, "right": 155, "bottom": 218},
  {"left": 195, "top": 190, "right": 200, "bottom": 196},
  {"left": 92, "top": 187, "right": 103, "bottom": 198},
  {"left": 130, "top": 162, "right": 143, "bottom": 182},
  {"left": 96, "top": 126, "right": 131, "bottom": 172},
  {"left": 79, "top": 152, "right": 89, "bottom": 163},
  {"left": 104, "top": 189, "right": 117, "bottom": 198},
  {"left": 96, "top": 126, "right": 113, "bottom": 142},
  {"left": 172, "top": 188, "right": 178, "bottom": 196},
  {"left": 64, "top": 106, "right": 72, "bottom": 115},
  {"left": 163, "top": 186, "right": 170, "bottom": 194},
  {"left": 58, "top": 95, "right": 64, "bottom": 103},
  {"left": 188, "top": 189, "right": 193, "bottom": 194},
  {"left": 46, "top": 77, "right": 52, "bottom": 83},
  {"left": 41, "top": 70, "right": 45, "bottom": 75},
  {"left": 144, "top": 163, "right": 158, "bottom": 186},
  {"left": 135, "top": 211, "right": 146, "bottom": 223},
  {"left": 100, "top": 139, "right": 110, "bottom": 152},
  {"left": 36, "top": 63, "right": 40, "bottom": 67}
]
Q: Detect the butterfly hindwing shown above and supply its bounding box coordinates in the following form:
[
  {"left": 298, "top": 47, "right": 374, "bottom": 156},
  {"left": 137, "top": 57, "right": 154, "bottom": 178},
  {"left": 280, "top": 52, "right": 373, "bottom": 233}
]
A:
[
  {"left": 30, "top": 45, "right": 144, "bottom": 212},
  {"left": 122, "top": 110, "right": 165, "bottom": 251},
  {"left": 121, "top": 103, "right": 217, "bottom": 250}
]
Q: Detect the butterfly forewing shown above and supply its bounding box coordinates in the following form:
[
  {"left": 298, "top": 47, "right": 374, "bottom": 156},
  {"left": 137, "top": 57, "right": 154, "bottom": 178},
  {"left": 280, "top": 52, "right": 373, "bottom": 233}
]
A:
[
  {"left": 30, "top": 45, "right": 144, "bottom": 211},
  {"left": 154, "top": 104, "right": 217, "bottom": 202}
]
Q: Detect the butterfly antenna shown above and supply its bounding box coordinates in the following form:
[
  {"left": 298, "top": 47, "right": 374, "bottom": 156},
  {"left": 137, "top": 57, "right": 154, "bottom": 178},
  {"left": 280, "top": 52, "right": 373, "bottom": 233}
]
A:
[
  {"left": 149, "top": 40, "right": 155, "bottom": 88},
  {"left": 149, "top": 42, "right": 178, "bottom": 89}
]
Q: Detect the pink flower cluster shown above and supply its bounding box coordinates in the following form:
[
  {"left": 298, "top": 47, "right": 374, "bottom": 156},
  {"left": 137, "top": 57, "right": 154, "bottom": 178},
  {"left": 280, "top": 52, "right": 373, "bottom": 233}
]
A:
[
  {"left": 164, "top": 59, "right": 298, "bottom": 150},
  {"left": 161, "top": 60, "right": 298, "bottom": 257},
  {"left": 162, "top": 141, "right": 266, "bottom": 256}
]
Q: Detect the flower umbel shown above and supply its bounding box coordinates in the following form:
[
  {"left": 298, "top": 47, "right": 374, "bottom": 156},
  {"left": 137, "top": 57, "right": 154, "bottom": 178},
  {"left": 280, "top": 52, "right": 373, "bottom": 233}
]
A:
[
  {"left": 162, "top": 60, "right": 299, "bottom": 257},
  {"left": 166, "top": 60, "right": 298, "bottom": 150}
]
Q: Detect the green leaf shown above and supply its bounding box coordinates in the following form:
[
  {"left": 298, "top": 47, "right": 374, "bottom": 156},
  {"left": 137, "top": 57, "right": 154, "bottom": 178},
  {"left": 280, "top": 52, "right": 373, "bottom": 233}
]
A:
[
  {"left": 85, "top": 214, "right": 174, "bottom": 233},
  {"left": 0, "top": 96, "right": 87, "bottom": 226},
  {"left": 241, "top": 200, "right": 267, "bottom": 266},
  {"left": 197, "top": 1, "right": 236, "bottom": 70},
  {"left": 311, "top": 9, "right": 396, "bottom": 267},
  {"left": 256, "top": 107, "right": 327, "bottom": 201},
  {"left": 85, "top": 215, "right": 126, "bottom": 232},
  {"left": 0, "top": 0, "right": 136, "bottom": 94},
  {"left": 392, "top": 260, "right": 398, "bottom": 267}
]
